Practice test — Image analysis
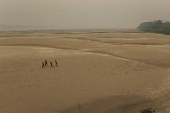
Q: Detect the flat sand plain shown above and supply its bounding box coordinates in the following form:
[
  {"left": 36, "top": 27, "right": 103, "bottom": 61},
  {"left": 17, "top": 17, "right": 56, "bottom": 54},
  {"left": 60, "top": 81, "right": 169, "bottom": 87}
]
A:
[{"left": 0, "top": 29, "right": 170, "bottom": 113}]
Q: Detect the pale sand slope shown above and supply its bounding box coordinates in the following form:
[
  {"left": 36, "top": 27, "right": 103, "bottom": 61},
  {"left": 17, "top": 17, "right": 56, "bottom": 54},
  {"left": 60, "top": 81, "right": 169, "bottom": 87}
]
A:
[{"left": 0, "top": 29, "right": 170, "bottom": 113}]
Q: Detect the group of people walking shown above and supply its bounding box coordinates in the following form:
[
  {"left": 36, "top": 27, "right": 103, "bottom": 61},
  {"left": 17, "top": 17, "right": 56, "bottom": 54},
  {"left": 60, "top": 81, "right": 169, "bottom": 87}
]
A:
[{"left": 42, "top": 60, "right": 58, "bottom": 68}]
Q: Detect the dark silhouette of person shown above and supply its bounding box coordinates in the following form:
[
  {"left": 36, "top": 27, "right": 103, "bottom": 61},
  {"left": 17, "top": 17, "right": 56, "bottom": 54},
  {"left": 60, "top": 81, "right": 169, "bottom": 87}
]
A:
[
  {"left": 55, "top": 60, "right": 58, "bottom": 66},
  {"left": 45, "top": 60, "right": 47, "bottom": 66},
  {"left": 50, "top": 61, "right": 53, "bottom": 67}
]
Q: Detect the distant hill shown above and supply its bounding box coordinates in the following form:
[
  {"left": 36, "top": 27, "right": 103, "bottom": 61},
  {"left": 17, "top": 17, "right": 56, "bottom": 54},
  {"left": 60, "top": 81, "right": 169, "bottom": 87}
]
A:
[
  {"left": 0, "top": 24, "right": 58, "bottom": 31},
  {"left": 137, "top": 20, "right": 170, "bottom": 35}
]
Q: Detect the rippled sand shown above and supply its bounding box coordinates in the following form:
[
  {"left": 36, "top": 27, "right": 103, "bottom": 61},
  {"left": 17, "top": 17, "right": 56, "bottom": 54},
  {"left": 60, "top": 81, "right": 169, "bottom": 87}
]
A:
[{"left": 0, "top": 29, "right": 170, "bottom": 113}]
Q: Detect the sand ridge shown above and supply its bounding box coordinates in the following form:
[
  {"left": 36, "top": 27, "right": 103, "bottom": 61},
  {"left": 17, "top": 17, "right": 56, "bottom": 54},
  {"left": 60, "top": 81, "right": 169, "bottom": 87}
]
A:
[{"left": 0, "top": 29, "right": 170, "bottom": 113}]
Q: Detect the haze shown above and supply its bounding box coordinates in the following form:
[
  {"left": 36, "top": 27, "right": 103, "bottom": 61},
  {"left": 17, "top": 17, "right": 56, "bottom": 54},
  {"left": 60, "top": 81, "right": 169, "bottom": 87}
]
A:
[{"left": 1, "top": 0, "right": 170, "bottom": 29}]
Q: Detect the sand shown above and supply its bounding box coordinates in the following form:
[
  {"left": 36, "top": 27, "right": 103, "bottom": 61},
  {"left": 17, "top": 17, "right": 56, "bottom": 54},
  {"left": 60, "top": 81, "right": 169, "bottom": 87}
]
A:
[{"left": 0, "top": 29, "right": 170, "bottom": 113}]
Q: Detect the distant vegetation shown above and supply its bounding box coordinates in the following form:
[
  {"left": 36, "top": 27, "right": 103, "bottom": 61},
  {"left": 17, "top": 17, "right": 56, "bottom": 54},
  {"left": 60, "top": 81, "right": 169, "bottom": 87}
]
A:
[{"left": 137, "top": 20, "right": 170, "bottom": 35}]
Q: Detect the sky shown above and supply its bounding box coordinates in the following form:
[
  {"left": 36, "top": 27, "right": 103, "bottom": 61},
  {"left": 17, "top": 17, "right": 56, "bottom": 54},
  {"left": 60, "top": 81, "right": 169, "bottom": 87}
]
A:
[{"left": 0, "top": 0, "right": 170, "bottom": 29}]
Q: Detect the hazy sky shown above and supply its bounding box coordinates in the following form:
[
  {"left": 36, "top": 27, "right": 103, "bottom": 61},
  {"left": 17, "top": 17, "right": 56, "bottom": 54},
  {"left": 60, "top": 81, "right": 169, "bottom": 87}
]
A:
[{"left": 0, "top": 0, "right": 170, "bottom": 29}]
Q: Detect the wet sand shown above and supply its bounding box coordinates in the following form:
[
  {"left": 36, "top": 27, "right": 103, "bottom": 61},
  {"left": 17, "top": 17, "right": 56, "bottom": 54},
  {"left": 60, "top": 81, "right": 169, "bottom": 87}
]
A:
[{"left": 0, "top": 29, "right": 170, "bottom": 113}]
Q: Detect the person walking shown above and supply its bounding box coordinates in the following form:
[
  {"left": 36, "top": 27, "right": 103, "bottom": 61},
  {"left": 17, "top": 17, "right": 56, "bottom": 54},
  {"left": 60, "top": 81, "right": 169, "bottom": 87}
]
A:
[
  {"left": 50, "top": 61, "right": 53, "bottom": 67},
  {"left": 42, "top": 62, "right": 45, "bottom": 68},
  {"left": 55, "top": 60, "right": 58, "bottom": 66},
  {"left": 45, "top": 60, "right": 47, "bottom": 66}
]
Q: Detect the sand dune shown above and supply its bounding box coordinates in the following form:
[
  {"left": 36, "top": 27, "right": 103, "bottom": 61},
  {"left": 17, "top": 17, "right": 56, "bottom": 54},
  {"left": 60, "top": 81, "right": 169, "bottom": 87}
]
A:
[{"left": 0, "top": 29, "right": 170, "bottom": 113}]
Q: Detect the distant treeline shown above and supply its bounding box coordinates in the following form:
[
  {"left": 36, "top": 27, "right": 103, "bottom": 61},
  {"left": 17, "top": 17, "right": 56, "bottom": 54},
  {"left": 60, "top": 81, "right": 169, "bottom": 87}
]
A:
[{"left": 137, "top": 20, "right": 170, "bottom": 35}]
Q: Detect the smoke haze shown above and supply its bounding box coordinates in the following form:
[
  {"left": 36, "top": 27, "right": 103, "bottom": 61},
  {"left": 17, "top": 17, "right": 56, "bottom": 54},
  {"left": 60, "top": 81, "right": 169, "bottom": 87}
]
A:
[{"left": 0, "top": 0, "right": 170, "bottom": 29}]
